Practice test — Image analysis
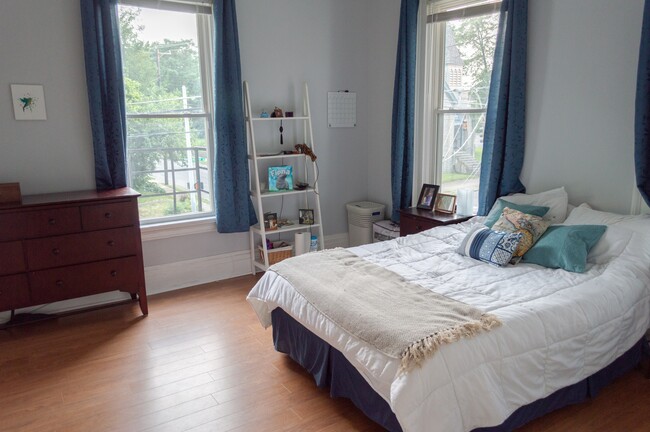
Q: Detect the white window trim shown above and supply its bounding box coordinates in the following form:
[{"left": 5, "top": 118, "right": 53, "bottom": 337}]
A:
[
  {"left": 140, "top": 216, "right": 216, "bottom": 241},
  {"left": 413, "top": 0, "right": 500, "bottom": 202},
  {"left": 120, "top": 1, "right": 216, "bottom": 226}
]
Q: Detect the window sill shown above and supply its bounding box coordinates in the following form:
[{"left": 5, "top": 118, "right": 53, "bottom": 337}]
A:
[{"left": 140, "top": 217, "right": 217, "bottom": 242}]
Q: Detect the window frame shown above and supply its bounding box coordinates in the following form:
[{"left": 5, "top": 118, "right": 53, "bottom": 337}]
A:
[
  {"left": 119, "top": 1, "right": 216, "bottom": 225},
  {"left": 414, "top": 0, "right": 500, "bottom": 204}
]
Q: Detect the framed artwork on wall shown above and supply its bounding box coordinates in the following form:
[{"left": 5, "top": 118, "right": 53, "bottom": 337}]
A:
[{"left": 11, "top": 84, "right": 47, "bottom": 120}]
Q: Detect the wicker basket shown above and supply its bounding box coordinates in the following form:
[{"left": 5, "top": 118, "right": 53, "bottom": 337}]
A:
[{"left": 258, "top": 241, "right": 293, "bottom": 265}]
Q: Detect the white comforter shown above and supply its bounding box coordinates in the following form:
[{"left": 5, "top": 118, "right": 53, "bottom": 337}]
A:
[{"left": 247, "top": 219, "right": 650, "bottom": 432}]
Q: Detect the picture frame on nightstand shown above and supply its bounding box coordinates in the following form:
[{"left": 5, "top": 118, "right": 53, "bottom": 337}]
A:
[
  {"left": 434, "top": 193, "right": 456, "bottom": 214},
  {"left": 416, "top": 184, "right": 439, "bottom": 210}
]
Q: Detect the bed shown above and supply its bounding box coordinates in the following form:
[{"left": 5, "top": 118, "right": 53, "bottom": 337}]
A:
[{"left": 247, "top": 197, "right": 650, "bottom": 432}]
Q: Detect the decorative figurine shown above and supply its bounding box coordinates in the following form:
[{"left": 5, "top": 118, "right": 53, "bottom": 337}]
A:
[{"left": 260, "top": 110, "right": 270, "bottom": 118}]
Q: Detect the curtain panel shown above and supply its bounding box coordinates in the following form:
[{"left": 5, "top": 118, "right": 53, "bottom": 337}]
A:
[
  {"left": 391, "top": 0, "right": 421, "bottom": 222},
  {"left": 80, "top": 0, "right": 128, "bottom": 190},
  {"left": 213, "top": 0, "right": 257, "bottom": 233},
  {"left": 636, "top": 0, "right": 650, "bottom": 206},
  {"left": 477, "top": 0, "right": 528, "bottom": 215}
]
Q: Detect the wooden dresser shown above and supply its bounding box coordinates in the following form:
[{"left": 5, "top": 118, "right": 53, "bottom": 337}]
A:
[
  {"left": 399, "top": 207, "right": 473, "bottom": 237},
  {"left": 0, "top": 188, "right": 147, "bottom": 317}
]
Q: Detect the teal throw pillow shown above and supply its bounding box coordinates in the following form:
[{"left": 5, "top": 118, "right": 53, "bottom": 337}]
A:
[
  {"left": 484, "top": 199, "right": 550, "bottom": 228},
  {"left": 522, "top": 225, "right": 607, "bottom": 273}
]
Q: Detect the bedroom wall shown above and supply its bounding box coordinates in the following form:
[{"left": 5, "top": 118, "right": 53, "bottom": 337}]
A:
[
  {"left": 525, "top": 0, "right": 645, "bottom": 212},
  {"left": 366, "top": 0, "right": 401, "bottom": 211}
]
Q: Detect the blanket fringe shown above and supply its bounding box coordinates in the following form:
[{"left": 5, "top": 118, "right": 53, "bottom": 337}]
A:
[{"left": 399, "top": 314, "right": 502, "bottom": 374}]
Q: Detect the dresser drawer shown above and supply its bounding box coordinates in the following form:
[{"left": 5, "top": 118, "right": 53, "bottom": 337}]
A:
[
  {"left": 0, "top": 241, "right": 26, "bottom": 276},
  {"left": 0, "top": 274, "right": 30, "bottom": 312},
  {"left": 400, "top": 215, "right": 439, "bottom": 236},
  {"left": 25, "top": 227, "right": 139, "bottom": 271},
  {"left": 0, "top": 212, "right": 26, "bottom": 241},
  {"left": 29, "top": 257, "right": 140, "bottom": 304},
  {"left": 81, "top": 201, "right": 138, "bottom": 231},
  {"left": 25, "top": 207, "right": 82, "bottom": 238}
]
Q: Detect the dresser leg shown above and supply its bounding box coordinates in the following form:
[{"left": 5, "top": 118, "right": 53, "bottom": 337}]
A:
[{"left": 138, "top": 289, "right": 148, "bottom": 316}]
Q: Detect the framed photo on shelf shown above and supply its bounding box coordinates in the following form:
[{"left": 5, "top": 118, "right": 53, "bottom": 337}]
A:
[
  {"left": 264, "top": 212, "right": 278, "bottom": 230},
  {"left": 298, "top": 209, "right": 315, "bottom": 225},
  {"left": 434, "top": 193, "right": 456, "bottom": 214},
  {"left": 416, "top": 184, "right": 439, "bottom": 210}
]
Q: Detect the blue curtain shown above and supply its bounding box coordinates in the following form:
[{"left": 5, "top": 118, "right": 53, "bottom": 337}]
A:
[
  {"left": 213, "top": 0, "right": 257, "bottom": 233},
  {"left": 636, "top": 0, "right": 650, "bottom": 206},
  {"left": 477, "top": 0, "right": 528, "bottom": 215},
  {"left": 390, "top": 0, "right": 420, "bottom": 222},
  {"left": 80, "top": 0, "right": 127, "bottom": 190}
]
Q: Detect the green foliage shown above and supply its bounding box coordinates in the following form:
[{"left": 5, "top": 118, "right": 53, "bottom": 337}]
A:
[
  {"left": 450, "top": 15, "right": 499, "bottom": 107},
  {"left": 119, "top": 6, "right": 206, "bottom": 198}
]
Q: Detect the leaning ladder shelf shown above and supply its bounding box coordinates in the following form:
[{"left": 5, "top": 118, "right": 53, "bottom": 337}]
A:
[{"left": 244, "top": 81, "right": 325, "bottom": 274}]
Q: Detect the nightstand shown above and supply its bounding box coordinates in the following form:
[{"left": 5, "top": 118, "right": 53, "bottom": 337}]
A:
[{"left": 398, "top": 207, "right": 473, "bottom": 236}]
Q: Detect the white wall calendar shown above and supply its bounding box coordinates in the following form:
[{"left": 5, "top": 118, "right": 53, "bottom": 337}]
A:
[{"left": 327, "top": 91, "right": 356, "bottom": 128}]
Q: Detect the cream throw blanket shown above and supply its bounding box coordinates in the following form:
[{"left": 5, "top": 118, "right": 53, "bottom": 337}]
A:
[{"left": 271, "top": 248, "right": 501, "bottom": 373}]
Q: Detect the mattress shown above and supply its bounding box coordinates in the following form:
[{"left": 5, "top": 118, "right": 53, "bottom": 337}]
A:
[{"left": 247, "top": 219, "right": 650, "bottom": 431}]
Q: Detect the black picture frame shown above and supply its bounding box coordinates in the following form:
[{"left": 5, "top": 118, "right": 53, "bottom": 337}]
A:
[
  {"left": 299, "top": 208, "right": 315, "bottom": 225},
  {"left": 416, "top": 184, "right": 440, "bottom": 210}
]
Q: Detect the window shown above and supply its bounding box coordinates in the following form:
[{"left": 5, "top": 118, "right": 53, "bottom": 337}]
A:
[
  {"left": 118, "top": 1, "right": 214, "bottom": 223},
  {"left": 417, "top": 0, "right": 500, "bottom": 213}
]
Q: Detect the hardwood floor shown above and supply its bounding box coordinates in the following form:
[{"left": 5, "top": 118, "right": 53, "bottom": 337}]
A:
[{"left": 0, "top": 274, "right": 648, "bottom": 432}]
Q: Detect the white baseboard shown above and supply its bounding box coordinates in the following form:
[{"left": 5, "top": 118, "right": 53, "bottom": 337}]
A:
[
  {"left": 0, "top": 232, "right": 348, "bottom": 323},
  {"left": 144, "top": 250, "right": 252, "bottom": 295}
]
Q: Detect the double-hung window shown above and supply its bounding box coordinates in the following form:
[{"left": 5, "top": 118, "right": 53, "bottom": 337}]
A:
[
  {"left": 118, "top": 0, "right": 214, "bottom": 223},
  {"left": 417, "top": 0, "right": 500, "bottom": 213}
]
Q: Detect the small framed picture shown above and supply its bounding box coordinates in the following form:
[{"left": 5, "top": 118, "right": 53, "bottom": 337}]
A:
[
  {"left": 434, "top": 193, "right": 457, "bottom": 214},
  {"left": 299, "top": 208, "right": 315, "bottom": 225},
  {"left": 264, "top": 212, "right": 278, "bottom": 230},
  {"left": 416, "top": 184, "right": 440, "bottom": 210},
  {"left": 11, "top": 84, "right": 47, "bottom": 120}
]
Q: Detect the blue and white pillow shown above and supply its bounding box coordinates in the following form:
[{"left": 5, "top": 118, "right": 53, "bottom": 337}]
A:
[{"left": 457, "top": 225, "right": 523, "bottom": 267}]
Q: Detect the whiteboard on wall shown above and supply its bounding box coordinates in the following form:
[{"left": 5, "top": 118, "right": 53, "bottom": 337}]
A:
[{"left": 328, "top": 91, "right": 356, "bottom": 128}]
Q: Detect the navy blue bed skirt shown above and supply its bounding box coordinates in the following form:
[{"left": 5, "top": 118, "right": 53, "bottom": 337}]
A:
[{"left": 271, "top": 308, "right": 646, "bottom": 432}]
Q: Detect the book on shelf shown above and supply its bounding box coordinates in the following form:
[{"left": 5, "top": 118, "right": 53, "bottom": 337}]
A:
[{"left": 268, "top": 165, "right": 293, "bottom": 192}]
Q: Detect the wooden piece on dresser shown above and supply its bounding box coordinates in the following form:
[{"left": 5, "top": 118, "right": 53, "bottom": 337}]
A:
[
  {"left": 0, "top": 187, "right": 147, "bottom": 323},
  {"left": 399, "top": 207, "right": 473, "bottom": 236}
]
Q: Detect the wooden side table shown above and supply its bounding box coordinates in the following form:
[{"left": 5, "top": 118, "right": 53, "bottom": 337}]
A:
[{"left": 398, "top": 207, "right": 473, "bottom": 237}]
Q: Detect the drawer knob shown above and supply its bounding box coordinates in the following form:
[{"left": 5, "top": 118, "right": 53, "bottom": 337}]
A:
[
  {"left": 416, "top": 225, "right": 422, "bottom": 230},
  {"left": 52, "top": 248, "right": 60, "bottom": 255},
  {"left": 111, "top": 270, "right": 117, "bottom": 277},
  {"left": 105, "top": 212, "right": 112, "bottom": 219},
  {"left": 56, "top": 280, "right": 64, "bottom": 287},
  {"left": 107, "top": 240, "right": 115, "bottom": 247},
  {"left": 48, "top": 218, "right": 56, "bottom": 225}
]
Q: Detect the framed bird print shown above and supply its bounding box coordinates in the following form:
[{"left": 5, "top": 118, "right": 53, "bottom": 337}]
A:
[{"left": 11, "top": 84, "right": 47, "bottom": 120}]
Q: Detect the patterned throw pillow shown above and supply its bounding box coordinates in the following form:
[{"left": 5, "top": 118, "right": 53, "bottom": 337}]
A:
[
  {"left": 492, "top": 207, "right": 551, "bottom": 261},
  {"left": 457, "top": 225, "right": 523, "bottom": 267}
]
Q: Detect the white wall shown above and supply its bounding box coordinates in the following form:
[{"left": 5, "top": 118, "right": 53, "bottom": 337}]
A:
[
  {"left": 237, "top": 0, "right": 371, "bottom": 235},
  {"left": 525, "top": 0, "right": 645, "bottom": 212},
  {"left": 367, "top": 0, "right": 400, "bottom": 210},
  {"left": 0, "top": 0, "right": 96, "bottom": 195}
]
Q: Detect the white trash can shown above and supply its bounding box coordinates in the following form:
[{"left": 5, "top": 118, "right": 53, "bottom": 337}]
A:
[{"left": 346, "top": 201, "right": 385, "bottom": 246}]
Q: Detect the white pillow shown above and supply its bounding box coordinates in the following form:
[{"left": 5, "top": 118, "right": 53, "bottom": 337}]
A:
[
  {"left": 563, "top": 205, "right": 650, "bottom": 264},
  {"left": 501, "top": 187, "right": 569, "bottom": 224},
  {"left": 564, "top": 205, "right": 646, "bottom": 226}
]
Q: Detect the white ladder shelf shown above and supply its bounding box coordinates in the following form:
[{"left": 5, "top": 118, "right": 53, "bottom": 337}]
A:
[{"left": 244, "top": 81, "right": 324, "bottom": 274}]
